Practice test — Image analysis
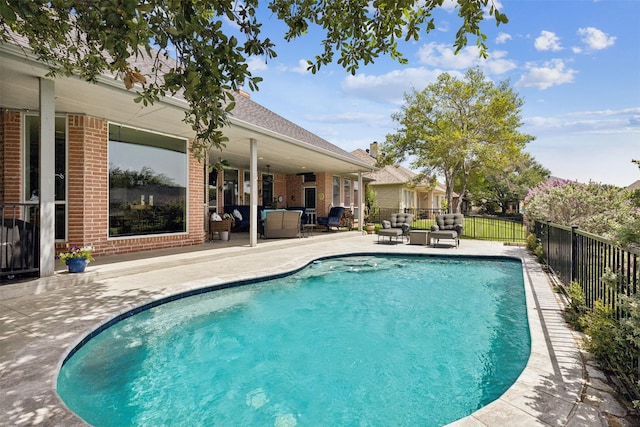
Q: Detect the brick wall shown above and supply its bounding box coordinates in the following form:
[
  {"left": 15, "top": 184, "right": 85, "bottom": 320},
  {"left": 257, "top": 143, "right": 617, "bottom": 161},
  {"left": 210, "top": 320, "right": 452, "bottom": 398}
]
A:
[
  {"left": 1, "top": 110, "right": 22, "bottom": 204},
  {"left": 315, "top": 172, "right": 333, "bottom": 217},
  {"left": 285, "top": 175, "right": 303, "bottom": 206},
  {"left": 373, "top": 185, "right": 402, "bottom": 210},
  {"left": 0, "top": 112, "right": 212, "bottom": 257}
]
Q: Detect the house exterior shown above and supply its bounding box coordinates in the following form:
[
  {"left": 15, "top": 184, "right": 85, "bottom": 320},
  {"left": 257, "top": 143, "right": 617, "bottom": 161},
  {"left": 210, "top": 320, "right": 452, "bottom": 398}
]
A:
[
  {"left": 351, "top": 144, "right": 449, "bottom": 218},
  {"left": 0, "top": 39, "right": 373, "bottom": 279}
]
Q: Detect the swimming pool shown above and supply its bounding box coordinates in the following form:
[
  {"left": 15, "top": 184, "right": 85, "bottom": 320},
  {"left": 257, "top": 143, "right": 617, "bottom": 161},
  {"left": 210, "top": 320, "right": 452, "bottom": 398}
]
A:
[{"left": 57, "top": 255, "right": 530, "bottom": 426}]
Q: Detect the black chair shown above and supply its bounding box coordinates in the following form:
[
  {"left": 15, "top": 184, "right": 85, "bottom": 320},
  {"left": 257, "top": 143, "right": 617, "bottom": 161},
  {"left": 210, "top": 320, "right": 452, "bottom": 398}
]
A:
[{"left": 317, "top": 207, "right": 345, "bottom": 232}]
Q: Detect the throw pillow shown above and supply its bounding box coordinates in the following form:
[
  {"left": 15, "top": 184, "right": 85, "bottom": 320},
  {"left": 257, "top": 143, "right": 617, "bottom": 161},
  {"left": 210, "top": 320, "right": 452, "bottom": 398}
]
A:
[
  {"left": 212, "top": 213, "right": 222, "bottom": 221},
  {"left": 233, "top": 209, "right": 243, "bottom": 221},
  {"left": 382, "top": 220, "right": 391, "bottom": 229}
]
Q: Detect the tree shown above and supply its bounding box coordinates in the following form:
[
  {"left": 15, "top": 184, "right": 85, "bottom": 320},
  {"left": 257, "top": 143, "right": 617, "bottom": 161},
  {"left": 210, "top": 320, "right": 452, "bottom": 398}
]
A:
[
  {"left": 523, "top": 179, "right": 637, "bottom": 239},
  {"left": 381, "top": 68, "right": 534, "bottom": 213},
  {"left": 1, "top": 1, "right": 508, "bottom": 159},
  {"left": 471, "top": 153, "right": 550, "bottom": 214}
]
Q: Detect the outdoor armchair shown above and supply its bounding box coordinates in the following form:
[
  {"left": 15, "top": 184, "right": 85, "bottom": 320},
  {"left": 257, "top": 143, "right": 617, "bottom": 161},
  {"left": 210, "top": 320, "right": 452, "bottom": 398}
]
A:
[
  {"left": 430, "top": 213, "right": 464, "bottom": 247},
  {"left": 377, "top": 213, "right": 414, "bottom": 243},
  {"left": 317, "top": 207, "right": 345, "bottom": 231}
]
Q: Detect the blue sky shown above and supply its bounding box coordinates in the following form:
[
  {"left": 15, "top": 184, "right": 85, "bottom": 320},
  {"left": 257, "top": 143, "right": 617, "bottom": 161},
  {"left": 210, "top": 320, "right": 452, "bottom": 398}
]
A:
[{"left": 239, "top": 0, "right": 639, "bottom": 187}]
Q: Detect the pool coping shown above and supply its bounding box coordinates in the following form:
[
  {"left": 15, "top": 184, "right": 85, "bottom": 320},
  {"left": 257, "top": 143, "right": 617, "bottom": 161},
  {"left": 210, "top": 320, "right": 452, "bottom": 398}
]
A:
[{"left": 0, "top": 233, "right": 631, "bottom": 426}]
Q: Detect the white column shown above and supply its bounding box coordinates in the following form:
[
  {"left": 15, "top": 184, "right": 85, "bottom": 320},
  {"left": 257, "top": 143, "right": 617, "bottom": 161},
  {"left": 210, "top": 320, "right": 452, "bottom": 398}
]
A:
[
  {"left": 249, "top": 138, "right": 258, "bottom": 247},
  {"left": 39, "top": 78, "right": 56, "bottom": 277},
  {"left": 357, "top": 172, "right": 364, "bottom": 232}
]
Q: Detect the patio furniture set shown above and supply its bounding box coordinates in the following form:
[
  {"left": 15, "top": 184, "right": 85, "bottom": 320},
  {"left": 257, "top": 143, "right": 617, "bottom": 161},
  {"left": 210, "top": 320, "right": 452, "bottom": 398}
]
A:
[
  {"left": 210, "top": 207, "right": 463, "bottom": 248},
  {"left": 378, "top": 213, "right": 464, "bottom": 248}
]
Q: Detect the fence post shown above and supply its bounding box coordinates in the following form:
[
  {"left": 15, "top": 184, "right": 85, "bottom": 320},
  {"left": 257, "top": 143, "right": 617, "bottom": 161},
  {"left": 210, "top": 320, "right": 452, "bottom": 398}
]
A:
[
  {"left": 546, "top": 220, "right": 551, "bottom": 264},
  {"left": 571, "top": 225, "right": 578, "bottom": 282}
]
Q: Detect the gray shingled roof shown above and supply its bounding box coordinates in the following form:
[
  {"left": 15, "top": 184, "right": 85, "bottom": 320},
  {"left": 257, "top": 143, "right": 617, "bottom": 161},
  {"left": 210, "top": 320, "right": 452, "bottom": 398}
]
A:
[
  {"left": 351, "top": 148, "right": 420, "bottom": 185},
  {"left": 351, "top": 148, "right": 448, "bottom": 193},
  {"left": 3, "top": 28, "right": 366, "bottom": 166},
  {"left": 229, "top": 93, "right": 358, "bottom": 160}
]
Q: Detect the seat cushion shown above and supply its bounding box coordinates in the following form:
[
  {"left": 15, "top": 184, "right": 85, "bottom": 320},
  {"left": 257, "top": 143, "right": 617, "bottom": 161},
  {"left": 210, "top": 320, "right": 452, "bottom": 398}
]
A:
[
  {"left": 430, "top": 230, "right": 458, "bottom": 239},
  {"left": 378, "top": 228, "right": 403, "bottom": 237}
]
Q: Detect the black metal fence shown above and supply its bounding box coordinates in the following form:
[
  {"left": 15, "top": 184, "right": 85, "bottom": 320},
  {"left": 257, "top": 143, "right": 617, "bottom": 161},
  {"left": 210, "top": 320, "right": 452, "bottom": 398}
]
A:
[
  {"left": 369, "top": 207, "right": 527, "bottom": 243},
  {"left": 1, "top": 203, "right": 40, "bottom": 282},
  {"left": 534, "top": 220, "right": 639, "bottom": 317},
  {"left": 534, "top": 220, "right": 640, "bottom": 401}
]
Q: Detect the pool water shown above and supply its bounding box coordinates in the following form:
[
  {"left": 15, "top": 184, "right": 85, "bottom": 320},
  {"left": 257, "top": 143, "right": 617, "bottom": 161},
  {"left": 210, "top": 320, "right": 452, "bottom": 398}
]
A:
[{"left": 57, "top": 255, "right": 530, "bottom": 426}]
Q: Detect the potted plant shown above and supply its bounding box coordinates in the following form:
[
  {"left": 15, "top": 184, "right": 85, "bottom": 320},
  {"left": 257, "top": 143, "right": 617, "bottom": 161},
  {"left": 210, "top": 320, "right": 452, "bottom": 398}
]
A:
[
  {"left": 220, "top": 213, "right": 235, "bottom": 240},
  {"left": 364, "top": 186, "right": 378, "bottom": 234},
  {"left": 58, "top": 246, "right": 95, "bottom": 273}
]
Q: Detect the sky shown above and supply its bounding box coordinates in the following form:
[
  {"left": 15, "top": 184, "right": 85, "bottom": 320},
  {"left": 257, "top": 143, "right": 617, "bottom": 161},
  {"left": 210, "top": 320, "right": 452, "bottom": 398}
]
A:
[{"left": 233, "top": 0, "right": 639, "bottom": 188}]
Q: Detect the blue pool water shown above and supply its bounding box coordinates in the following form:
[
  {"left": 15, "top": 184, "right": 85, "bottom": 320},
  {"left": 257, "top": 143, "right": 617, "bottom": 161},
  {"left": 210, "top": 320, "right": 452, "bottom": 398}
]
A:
[{"left": 57, "top": 255, "right": 530, "bottom": 426}]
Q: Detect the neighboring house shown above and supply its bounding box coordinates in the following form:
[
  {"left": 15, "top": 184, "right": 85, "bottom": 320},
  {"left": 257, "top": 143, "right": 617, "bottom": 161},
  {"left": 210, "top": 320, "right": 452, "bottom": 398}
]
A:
[
  {"left": 0, "top": 39, "right": 374, "bottom": 278},
  {"left": 627, "top": 180, "right": 640, "bottom": 191},
  {"left": 351, "top": 143, "right": 450, "bottom": 218}
]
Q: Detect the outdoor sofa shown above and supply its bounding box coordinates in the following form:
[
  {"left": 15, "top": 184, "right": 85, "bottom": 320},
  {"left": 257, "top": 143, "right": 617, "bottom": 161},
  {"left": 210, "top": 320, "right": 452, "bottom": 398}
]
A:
[{"left": 263, "top": 210, "right": 302, "bottom": 239}]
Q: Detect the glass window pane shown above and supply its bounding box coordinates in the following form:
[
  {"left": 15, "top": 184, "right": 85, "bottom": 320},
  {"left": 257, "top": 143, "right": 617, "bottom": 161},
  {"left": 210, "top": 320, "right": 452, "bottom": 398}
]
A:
[
  {"left": 343, "top": 178, "right": 350, "bottom": 206},
  {"left": 243, "top": 171, "right": 251, "bottom": 204},
  {"left": 108, "top": 124, "right": 187, "bottom": 237},
  {"left": 332, "top": 176, "right": 340, "bottom": 206},
  {"left": 55, "top": 204, "right": 66, "bottom": 240},
  {"left": 262, "top": 173, "right": 273, "bottom": 207},
  {"left": 223, "top": 169, "right": 238, "bottom": 206}
]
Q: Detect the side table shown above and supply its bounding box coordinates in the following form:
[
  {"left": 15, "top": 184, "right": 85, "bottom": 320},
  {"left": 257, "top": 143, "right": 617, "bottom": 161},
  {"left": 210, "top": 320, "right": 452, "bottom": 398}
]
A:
[
  {"left": 409, "top": 230, "right": 430, "bottom": 245},
  {"left": 302, "top": 223, "right": 315, "bottom": 237}
]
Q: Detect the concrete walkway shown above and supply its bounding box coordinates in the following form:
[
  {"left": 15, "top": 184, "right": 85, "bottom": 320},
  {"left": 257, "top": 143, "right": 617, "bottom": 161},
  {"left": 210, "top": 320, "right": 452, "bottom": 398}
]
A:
[{"left": 1, "top": 232, "right": 637, "bottom": 426}]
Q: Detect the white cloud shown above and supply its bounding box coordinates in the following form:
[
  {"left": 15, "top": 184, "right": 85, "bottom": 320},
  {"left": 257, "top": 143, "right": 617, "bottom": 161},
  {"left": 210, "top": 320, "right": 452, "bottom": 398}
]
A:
[
  {"left": 525, "top": 107, "right": 640, "bottom": 136},
  {"left": 496, "top": 32, "right": 512, "bottom": 44},
  {"left": 517, "top": 59, "right": 576, "bottom": 90},
  {"left": 416, "top": 42, "right": 516, "bottom": 74},
  {"left": 440, "top": 0, "right": 458, "bottom": 12},
  {"left": 246, "top": 57, "right": 268, "bottom": 73},
  {"left": 290, "top": 59, "right": 312, "bottom": 74},
  {"left": 534, "top": 30, "right": 563, "bottom": 51},
  {"left": 577, "top": 27, "right": 616, "bottom": 50},
  {"left": 342, "top": 67, "right": 446, "bottom": 104}
]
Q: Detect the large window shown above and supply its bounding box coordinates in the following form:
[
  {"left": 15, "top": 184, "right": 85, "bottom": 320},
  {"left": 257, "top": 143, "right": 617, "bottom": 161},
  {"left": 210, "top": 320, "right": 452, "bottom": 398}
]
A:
[
  {"left": 343, "top": 178, "right": 351, "bottom": 207},
  {"left": 108, "top": 124, "right": 187, "bottom": 237},
  {"left": 262, "top": 173, "right": 274, "bottom": 206},
  {"left": 24, "top": 115, "right": 67, "bottom": 240},
  {"left": 402, "top": 189, "right": 415, "bottom": 209},
  {"left": 332, "top": 176, "right": 341, "bottom": 206},
  {"left": 223, "top": 169, "right": 239, "bottom": 206}
]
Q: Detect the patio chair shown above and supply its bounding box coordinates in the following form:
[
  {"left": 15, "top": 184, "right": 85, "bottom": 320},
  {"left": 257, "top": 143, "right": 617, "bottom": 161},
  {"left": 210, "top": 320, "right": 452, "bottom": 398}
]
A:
[
  {"left": 430, "top": 213, "right": 464, "bottom": 247},
  {"left": 317, "top": 207, "right": 345, "bottom": 232},
  {"left": 377, "top": 213, "right": 414, "bottom": 244}
]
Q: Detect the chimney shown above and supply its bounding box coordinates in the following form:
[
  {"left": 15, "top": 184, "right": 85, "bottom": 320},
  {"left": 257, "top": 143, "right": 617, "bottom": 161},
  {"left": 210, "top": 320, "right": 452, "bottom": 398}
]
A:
[
  {"left": 369, "top": 141, "right": 379, "bottom": 158},
  {"left": 237, "top": 89, "right": 251, "bottom": 99}
]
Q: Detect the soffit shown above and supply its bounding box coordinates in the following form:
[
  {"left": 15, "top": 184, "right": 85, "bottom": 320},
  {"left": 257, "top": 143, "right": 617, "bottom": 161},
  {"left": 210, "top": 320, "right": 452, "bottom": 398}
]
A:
[{"left": 0, "top": 45, "right": 374, "bottom": 176}]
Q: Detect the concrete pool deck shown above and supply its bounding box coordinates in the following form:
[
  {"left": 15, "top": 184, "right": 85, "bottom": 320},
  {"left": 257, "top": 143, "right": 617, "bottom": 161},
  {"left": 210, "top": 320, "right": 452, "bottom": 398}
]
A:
[{"left": 0, "top": 232, "right": 636, "bottom": 426}]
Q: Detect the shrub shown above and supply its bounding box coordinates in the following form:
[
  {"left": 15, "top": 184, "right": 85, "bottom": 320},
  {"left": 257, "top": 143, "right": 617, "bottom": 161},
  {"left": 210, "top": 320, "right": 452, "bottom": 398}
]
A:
[
  {"left": 565, "top": 282, "right": 588, "bottom": 331},
  {"left": 526, "top": 233, "right": 538, "bottom": 252},
  {"left": 524, "top": 180, "right": 636, "bottom": 238}
]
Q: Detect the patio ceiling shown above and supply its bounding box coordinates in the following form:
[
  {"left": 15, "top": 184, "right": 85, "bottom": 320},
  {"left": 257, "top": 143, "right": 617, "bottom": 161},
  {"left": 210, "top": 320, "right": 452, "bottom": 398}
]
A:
[{"left": 0, "top": 44, "right": 374, "bottom": 176}]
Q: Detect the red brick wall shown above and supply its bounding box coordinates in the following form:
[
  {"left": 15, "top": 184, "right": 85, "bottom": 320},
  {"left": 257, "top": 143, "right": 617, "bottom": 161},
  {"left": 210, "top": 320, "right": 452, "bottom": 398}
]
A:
[
  {"left": 2, "top": 110, "right": 207, "bottom": 257},
  {"left": 1, "top": 110, "right": 23, "bottom": 204},
  {"left": 81, "top": 118, "right": 207, "bottom": 256},
  {"left": 273, "top": 174, "right": 287, "bottom": 208},
  {"left": 315, "top": 172, "right": 334, "bottom": 217},
  {"left": 285, "top": 175, "right": 303, "bottom": 206}
]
